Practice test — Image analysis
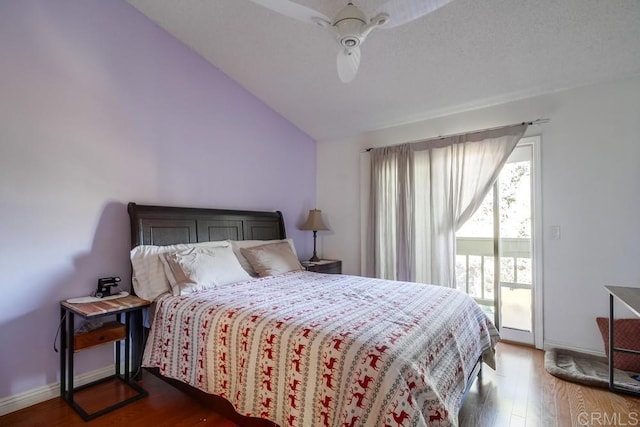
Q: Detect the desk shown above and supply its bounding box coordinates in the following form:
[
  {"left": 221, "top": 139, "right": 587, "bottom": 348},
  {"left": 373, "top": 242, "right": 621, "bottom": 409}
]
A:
[{"left": 604, "top": 285, "right": 640, "bottom": 396}]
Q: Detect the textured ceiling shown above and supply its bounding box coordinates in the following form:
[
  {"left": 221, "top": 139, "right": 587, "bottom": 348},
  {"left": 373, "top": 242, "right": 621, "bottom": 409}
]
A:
[{"left": 126, "top": 0, "right": 640, "bottom": 141}]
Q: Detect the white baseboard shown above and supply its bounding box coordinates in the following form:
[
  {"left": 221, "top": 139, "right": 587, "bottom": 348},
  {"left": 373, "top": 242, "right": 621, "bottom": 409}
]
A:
[
  {"left": 0, "top": 365, "right": 114, "bottom": 416},
  {"left": 543, "top": 340, "right": 606, "bottom": 358}
]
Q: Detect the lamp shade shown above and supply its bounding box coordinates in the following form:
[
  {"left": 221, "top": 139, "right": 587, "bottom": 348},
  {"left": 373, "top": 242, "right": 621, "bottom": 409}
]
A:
[{"left": 300, "top": 209, "right": 329, "bottom": 231}]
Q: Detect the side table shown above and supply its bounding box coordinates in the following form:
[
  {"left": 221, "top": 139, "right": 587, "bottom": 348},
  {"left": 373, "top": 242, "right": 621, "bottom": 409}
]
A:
[
  {"left": 59, "top": 295, "right": 150, "bottom": 420},
  {"left": 302, "top": 259, "right": 342, "bottom": 274}
]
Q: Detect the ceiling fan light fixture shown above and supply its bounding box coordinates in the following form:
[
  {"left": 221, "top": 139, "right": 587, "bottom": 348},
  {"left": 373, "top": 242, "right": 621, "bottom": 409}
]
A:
[
  {"left": 333, "top": 3, "right": 369, "bottom": 49},
  {"left": 334, "top": 20, "right": 366, "bottom": 45},
  {"left": 341, "top": 36, "right": 360, "bottom": 48}
]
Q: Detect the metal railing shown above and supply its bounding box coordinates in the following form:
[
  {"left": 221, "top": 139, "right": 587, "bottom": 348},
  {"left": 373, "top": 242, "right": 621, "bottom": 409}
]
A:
[{"left": 455, "top": 237, "right": 532, "bottom": 307}]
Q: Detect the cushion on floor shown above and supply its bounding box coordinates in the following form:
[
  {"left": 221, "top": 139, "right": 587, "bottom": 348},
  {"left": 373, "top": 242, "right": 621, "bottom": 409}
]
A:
[{"left": 544, "top": 347, "right": 640, "bottom": 392}]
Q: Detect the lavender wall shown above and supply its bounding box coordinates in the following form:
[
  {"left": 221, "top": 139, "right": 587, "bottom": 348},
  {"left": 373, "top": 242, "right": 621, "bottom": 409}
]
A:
[{"left": 0, "top": 0, "right": 316, "bottom": 400}]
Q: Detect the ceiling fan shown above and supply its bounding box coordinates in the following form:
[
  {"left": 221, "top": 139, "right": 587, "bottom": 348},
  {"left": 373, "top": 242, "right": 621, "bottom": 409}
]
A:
[{"left": 248, "top": 0, "right": 452, "bottom": 83}]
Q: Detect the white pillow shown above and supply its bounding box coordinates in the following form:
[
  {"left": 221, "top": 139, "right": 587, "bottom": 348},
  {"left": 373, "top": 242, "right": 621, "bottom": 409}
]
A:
[
  {"left": 230, "top": 238, "right": 298, "bottom": 276},
  {"left": 240, "top": 241, "right": 303, "bottom": 277},
  {"left": 161, "top": 245, "right": 252, "bottom": 295},
  {"left": 130, "top": 241, "right": 228, "bottom": 301}
]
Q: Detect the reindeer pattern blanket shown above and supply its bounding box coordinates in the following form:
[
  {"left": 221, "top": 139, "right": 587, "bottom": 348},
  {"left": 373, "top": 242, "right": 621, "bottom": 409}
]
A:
[{"left": 143, "top": 271, "right": 499, "bottom": 426}]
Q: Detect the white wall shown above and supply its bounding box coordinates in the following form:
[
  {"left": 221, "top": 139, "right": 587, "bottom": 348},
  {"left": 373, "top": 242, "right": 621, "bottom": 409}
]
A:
[{"left": 317, "top": 75, "right": 640, "bottom": 353}]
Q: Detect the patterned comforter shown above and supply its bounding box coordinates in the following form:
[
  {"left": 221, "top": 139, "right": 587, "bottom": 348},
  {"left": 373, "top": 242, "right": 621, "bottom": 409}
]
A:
[{"left": 143, "top": 271, "right": 499, "bottom": 426}]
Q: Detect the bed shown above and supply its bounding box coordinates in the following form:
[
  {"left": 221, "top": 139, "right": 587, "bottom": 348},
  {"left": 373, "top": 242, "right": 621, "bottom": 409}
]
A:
[{"left": 128, "top": 203, "right": 500, "bottom": 427}]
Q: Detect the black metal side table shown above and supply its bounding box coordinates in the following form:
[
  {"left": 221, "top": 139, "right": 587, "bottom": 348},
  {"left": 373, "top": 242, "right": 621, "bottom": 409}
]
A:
[{"left": 59, "top": 295, "right": 150, "bottom": 420}]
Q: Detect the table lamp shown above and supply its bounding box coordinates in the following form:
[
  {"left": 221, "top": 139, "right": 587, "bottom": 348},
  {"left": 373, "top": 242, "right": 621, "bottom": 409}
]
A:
[{"left": 300, "top": 209, "right": 329, "bottom": 262}]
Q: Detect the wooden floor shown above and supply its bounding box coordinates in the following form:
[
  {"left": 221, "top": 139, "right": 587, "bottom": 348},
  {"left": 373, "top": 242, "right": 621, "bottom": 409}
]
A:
[
  {"left": 458, "top": 343, "right": 640, "bottom": 426},
  {"left": 3, "top": 343, "right": 640, "bottom": 426}
]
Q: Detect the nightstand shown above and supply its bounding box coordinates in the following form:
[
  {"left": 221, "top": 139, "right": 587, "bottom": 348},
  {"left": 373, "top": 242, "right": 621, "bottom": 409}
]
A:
[
  {"left": 59, "top": 295, "right": 150, "bottom": 420},
  {"left": 302, "top": 259, "right": 342, "bottom": 274}
]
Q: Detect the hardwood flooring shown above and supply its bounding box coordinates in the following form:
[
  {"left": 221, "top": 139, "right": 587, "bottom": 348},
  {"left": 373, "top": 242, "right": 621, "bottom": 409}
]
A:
[
  {"left": 2, "top": 343, "right": 640, "bottom": 426},
  {"left": 459, "top": 343, "right": 640, "bottom": 426}
]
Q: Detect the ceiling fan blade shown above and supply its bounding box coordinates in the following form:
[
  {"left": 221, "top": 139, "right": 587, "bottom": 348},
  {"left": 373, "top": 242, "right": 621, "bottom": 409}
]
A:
[
  {"left": 337, "top": 47, "right": 361, "bottom": 83},
  {"left": 374, "top": 0, "right": 452, "bottom": 29},
  {"left": 248, "top": 0, "right": 331, "bottom": 26}
]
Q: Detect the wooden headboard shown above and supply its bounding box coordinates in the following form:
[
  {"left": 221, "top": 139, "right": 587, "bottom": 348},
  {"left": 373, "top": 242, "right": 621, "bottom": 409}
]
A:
[{"left": 128, "top": 202, "right": 286, "bottom": 248}]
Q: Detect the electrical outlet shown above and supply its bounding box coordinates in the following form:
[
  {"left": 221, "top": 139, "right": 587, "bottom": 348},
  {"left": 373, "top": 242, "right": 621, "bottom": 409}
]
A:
[{"left": 550, "top": 225, "right": 561, "bottom": 240}]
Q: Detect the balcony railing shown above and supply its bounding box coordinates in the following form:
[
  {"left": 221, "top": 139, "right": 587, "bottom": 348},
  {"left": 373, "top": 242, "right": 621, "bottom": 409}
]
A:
[{"left": 455, "top": 236, "right": 532, "bottom": 307}]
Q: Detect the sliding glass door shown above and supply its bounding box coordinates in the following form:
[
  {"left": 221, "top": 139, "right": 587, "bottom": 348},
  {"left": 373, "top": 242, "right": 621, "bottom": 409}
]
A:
[{"left": 455, "top": 138, "right": 540, "bottom": 345}]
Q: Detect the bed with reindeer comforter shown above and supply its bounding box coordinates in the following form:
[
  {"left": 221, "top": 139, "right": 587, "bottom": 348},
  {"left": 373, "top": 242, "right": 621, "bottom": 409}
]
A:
[{"left": 143, "top": 270, "right": 499, "bottom": 427}]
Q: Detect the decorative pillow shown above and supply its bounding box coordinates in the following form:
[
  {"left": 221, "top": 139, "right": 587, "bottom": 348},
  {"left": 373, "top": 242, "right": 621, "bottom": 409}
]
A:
[
  {"left": 130, "top": 241, "right": 228, "bottom": 301},
  {"left": 230, "top": 238, "right": 298, "bottom": 276},
  {"left": 240, "top": 241, "right": 303, "bottom": 277},
  {"left": 596, "top": 317, "right": 640, "bottom": 372},
  {"left": 161, "top": 245, "right": 252, "bottom": 296}
]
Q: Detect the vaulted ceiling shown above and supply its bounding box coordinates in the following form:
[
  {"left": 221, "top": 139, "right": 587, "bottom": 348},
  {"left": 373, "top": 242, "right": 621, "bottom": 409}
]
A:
[{"left": 126, "top": 0, "right": 640, "bottom": 141}]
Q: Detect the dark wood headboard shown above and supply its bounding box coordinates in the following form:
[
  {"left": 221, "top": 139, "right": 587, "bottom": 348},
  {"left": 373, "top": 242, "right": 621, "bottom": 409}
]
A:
[{"left": 128, "top": 202, "right": 286, "bottom": 248}]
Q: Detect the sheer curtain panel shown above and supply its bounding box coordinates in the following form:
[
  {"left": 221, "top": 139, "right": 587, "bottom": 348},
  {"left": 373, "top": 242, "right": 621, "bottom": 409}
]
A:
[
  {"left": 367, "top": 144, "right": 414, "bottom": 281},
  {"left": 368, "top": 124, "right": 527, "bottom": 287}
]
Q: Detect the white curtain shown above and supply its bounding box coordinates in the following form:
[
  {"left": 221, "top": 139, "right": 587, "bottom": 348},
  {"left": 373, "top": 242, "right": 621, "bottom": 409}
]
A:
[{"left": 368, "top": 124, "right": 527, "bottom": 287}]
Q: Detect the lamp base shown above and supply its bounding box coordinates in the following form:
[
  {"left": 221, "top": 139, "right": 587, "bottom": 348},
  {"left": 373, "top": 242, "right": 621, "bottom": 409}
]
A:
[{"left": 309, "top": 230, "right": 320, "bottom": 262}]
